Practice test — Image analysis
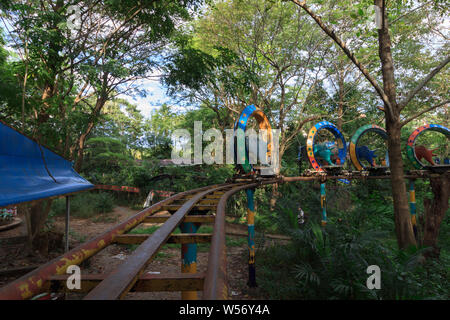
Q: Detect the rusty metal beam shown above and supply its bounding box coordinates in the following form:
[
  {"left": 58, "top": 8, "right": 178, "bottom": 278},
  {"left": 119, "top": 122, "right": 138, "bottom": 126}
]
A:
[
  {"left": 202, "top": 179, "right": 278, "bottom": 300},
  {"left": 143, "top": 215, "right": 215, "bottom": 224},
  {"left": 114, "top": 233, "right": 212, "bottom": 245},
  {"left": 0, "top": 184, "right": 227, "bottom": 300},
  {"left": 203, "top": 184, "right": 256, "bottom": 299},
  {"left": 83, "top": 184, "right": 236, "bottom": 300},
  {"left": 49, "top": 273, "right": 205, "bottom": 293},
  {"left": 2, "top": 170, "right": 445, "bottom": 301},
  {"left": 280, "top": 172, "right": 449, "bottom": 183},
  {"left": 162, "top": 204, "right": 217, "bottom": 212}
]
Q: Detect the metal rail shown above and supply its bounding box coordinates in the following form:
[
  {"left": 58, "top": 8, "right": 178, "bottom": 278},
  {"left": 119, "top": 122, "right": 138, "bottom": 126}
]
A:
[
  {"left": 0, "top": 183, "right": 231, "bottom": 300},
  {"left": 1, "top": 169, "right": 447, "bottom": 300},
  {"left": 202, "top": 179, "right": 279, "bottom": 299},
  {"left": 84, "top": 184, "right": 239, "bottom": 300},
  {"left": 0, "top": 181, "right": 274, "bottom": 300},
  {"left": 282, "top": 170, "right": 449, "bottom": 182}
]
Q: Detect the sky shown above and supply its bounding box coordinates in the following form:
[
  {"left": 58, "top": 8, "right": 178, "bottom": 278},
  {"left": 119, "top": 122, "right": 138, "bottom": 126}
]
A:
[
  {"left": 118, "top": 79, "right": 175, "bottom": 119},
  {"left": 2, "top": 2, "right": 447, "bottom": 121},
  {"left": 1, "top": 17, "right": 189, "bottom": 121}
]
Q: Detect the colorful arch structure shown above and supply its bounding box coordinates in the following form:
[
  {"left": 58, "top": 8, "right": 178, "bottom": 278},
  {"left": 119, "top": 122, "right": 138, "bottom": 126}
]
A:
[
  {"left": 233, "top": 105, "right": 273, "bottom": 287},
  {"left": 349, "top": 124, "right": 388, "bottom": 171},
  {"left": 306, "top": 121, "right": 347, "bottom": 172},
  {"left": 406, "top": 124, "right": 450, "bottom": 169},
  {"left": 234, "top": 105, "right": 273, "bottom": 173}
]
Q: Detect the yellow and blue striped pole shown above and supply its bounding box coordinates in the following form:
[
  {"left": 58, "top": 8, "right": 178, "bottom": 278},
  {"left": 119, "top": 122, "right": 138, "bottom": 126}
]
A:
[
  {"left": 246, "top": 188, "right": 257, "bottom": 287},
  {"left": 320, "top": 183, "right": 327, "bottom": 226},
  {"left": 409, "top": 179, "right": 418, "bottom": 240},
  {"left": 180, "top": 221, "right": 200, "bottom": 299}
]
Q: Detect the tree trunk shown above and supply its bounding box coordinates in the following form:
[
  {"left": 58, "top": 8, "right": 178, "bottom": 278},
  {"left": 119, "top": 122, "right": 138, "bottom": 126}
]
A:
[
  {"left": 22, "top": 200, "right": 53, "bottom": 254},
  {"left": 386, "top": 121, "right": 417, "bottom": 249},
  {"left": 376, "top": 0, "right": 417, "bottom": 249},
  {"left": 74, "top": 122, "right": 94, "bottom": 172},
  {"left": 73, "top": 97, "right": 107, "bottom": 171},
  {"left": 29, "top": 200, "right": 53, "bottom": 240},
  {"left": 423, "top": 175, "right": 449, "bottom": 257},
  {"left": 270, "top": 184, "right": 279, "bottom": 211}
]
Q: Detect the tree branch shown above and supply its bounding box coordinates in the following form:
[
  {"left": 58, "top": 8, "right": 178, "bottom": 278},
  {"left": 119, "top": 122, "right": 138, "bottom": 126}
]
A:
[
  {"left": 290, "top": 0, "right": 395, "bottom": 119},
  {"left": 400, "top": 100, "right": 450, "bottom": 127},
  {"left": 285, "top": 115, "right": 324, "bottom": 146},
  {"left": 399, "top": 55, "right": 450, "bottom": 109}
]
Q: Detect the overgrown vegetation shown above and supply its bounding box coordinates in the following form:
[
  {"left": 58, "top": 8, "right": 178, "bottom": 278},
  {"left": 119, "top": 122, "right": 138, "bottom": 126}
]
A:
[
  {"left": 256, "top": 181, "right": 450, "bottom": 300},
  {"left": 0, "top": 0, "right": 448, "bottom": 300},
  {"left": 49, "top": 192, "right": 115, "bottom": 219}
]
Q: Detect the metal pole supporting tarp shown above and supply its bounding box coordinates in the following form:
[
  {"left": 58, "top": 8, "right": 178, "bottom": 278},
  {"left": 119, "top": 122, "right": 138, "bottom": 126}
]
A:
[{"left": 65, "top": 196, "right": 70, "bottom": 252}]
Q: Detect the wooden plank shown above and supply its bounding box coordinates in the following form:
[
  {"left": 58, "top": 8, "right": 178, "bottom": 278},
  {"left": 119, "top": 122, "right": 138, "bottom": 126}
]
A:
[
  {"left": 183, "top": 194, "right": 222, "bottom": 200},
  {"left": 186, "top": 199, "right": 219, "bottom": 205},
  {"left": 114, "top": 233, "right": 212, "bottom": 244},
  {"left": 170, "top": 199, "right": 219, "bottom": 206},
  {"left": 0, "top": 183, "right": 231, "bottom": 300},
  {"left": 143, "top": 215, "right": 215, "bottom": 224},
  {"left": 162, "top": 205, "right": 216, "bottom": 212},
  {"left": 199, "top": 199, "right": 220, "bottom": 205},
  {"left": 83, "top": 185, "right": 231, "bottom": 300},
  {"left": 49, "top": 273, "right": 205, "bottom": 293}
]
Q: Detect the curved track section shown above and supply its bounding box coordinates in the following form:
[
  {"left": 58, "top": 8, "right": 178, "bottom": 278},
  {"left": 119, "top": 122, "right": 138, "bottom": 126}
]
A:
[
  {"left": 0, "top": 180, "right": 278, "bottom": 300},
  {"left": 349, "top": 124, "right": 388, "bottom": 171},
  {"left": 306, "top": 121, "right": 347, "bottom": 172},
  {"left": 234, "top": 105, "right": 273, "bottom": 173},
  {"left": 406, "top": 124, "right": 450, "bottom": 169}
]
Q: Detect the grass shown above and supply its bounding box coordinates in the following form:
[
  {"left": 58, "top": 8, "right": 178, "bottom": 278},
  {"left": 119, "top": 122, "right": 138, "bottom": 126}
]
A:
[
  {"left": 69, "top": 230, "right": 87, "bottom": 243},
  {"left": 50, "top": 191, "right": 116, "bottom": 219}
]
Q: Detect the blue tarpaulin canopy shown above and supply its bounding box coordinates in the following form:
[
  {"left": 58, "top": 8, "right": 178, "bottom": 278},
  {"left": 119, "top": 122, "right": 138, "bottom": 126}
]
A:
[{"left": 0, "top": 121, "right": 94, "bottom": 207}]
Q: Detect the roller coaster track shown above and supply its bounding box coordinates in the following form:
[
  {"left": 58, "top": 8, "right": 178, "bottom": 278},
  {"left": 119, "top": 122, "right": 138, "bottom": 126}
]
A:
[
  {"left": 0, "top": 168, "right": 447, "bottom": 300},
  {"left": 0, "top": 179, "right": 280, "bottom": 300},
  {"left": 1, "top": 102, "right": 448, "bottom": 301}
]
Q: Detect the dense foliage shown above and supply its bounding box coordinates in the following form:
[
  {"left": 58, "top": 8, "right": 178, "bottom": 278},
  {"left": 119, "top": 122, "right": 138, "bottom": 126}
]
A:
[
  {"left": 0, "top": 0, "right": 448, "bottom": 299},
  {"left": 256, "top": 180, "right": 449, "bottom": 299}
]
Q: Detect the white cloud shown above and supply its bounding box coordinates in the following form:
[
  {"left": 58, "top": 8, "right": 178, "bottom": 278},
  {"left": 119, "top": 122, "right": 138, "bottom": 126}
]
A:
[
  {"left": 118, "top": 79, "right": 174, "bottom": 118},
  {"left": 119, "top": 78, "right": 199, "bottom": 118}
]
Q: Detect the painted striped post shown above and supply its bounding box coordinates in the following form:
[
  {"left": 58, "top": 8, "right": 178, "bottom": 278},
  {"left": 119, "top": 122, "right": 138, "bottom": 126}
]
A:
[
  {"left": 409, "top": 179, "right": 418, "bottom": 240},
  {"left": 180, "top": 221, "right": 200, "bottom": 299},
  {"left": 320, "top": 183, "right": 327, "bottom": 226},
  {"left": 246, "top": 188, "right": 257, "bottom": 287}
]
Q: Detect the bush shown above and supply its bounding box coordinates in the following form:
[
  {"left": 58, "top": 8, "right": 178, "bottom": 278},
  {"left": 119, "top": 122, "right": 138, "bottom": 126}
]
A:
[
  {"left": 257, "top": 218, "right": 449, "bottom": 300},
  {"left": 49, "top": 192, "right": 115, "bottom": 219}
]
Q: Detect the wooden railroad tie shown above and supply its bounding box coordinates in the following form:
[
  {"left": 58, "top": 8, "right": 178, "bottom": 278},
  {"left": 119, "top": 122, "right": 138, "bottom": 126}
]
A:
[
  {"left": 114, "top": 233, "right": 212, "bottom": 245},
  {"left": 48, "top": 273, "right": 205, "bottom": 293},
  {"left": 143, "top": 215, "right": 215, "bottom": 224}
]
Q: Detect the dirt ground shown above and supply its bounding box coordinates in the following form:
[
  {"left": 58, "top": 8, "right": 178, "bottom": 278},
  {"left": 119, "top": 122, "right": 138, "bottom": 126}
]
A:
[{"left": 0, "top": 206, "right": 287, "bottom": 300}]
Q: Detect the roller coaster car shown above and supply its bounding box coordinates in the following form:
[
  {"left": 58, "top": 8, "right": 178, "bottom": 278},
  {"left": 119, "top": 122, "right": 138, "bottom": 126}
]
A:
[
  {"left": 252, "top": 165, "right": 278, "bottom": 177},
  {"left": 230, "top": 166, "right": 278, "bottom": 183},
  {"left": 229, "top": 172, "right": 257, "bottom": 183}
]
